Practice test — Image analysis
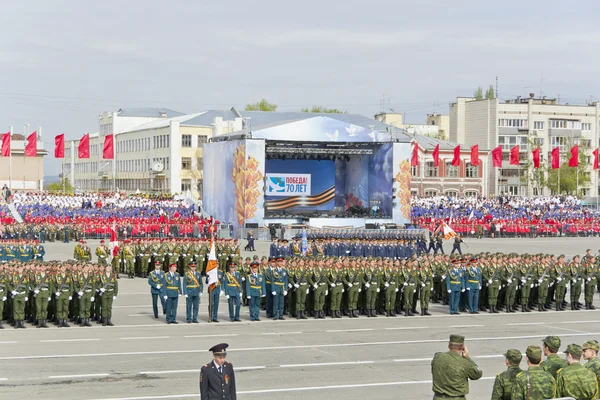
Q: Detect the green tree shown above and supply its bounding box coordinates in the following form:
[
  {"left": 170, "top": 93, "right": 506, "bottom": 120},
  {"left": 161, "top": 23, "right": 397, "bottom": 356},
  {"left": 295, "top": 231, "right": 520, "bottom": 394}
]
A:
[
  {"left": 473, "top": 87, "right": 484, "bottom": 100},
  {"left": 300, "top": 106, "right": 346, "bottom": 113},
  {"left": 245, "top": 98, "right": 278, "bottom": 111},
  {"left": 485, "top": 85, "right": 495, "bottom": 99},
  {"left": 47, "top": 178, "right": 74, "bottom": 193},
  {"left": 546, "top": 141, "right": 591, "bottom": 195},
  {"left": 520, "top": 133, "right": 547, "bottom": 193}
]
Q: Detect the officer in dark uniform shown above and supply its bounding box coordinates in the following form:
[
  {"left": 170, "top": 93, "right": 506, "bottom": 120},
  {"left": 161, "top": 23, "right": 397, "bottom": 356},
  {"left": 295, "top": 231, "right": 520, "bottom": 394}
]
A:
[{"left": 200, "top": 343, "right": 237, "bottom": 400}]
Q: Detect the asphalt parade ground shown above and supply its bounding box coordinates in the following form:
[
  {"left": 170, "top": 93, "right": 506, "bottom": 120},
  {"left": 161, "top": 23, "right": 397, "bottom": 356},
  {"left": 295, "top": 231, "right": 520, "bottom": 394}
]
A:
[{"left": 2, "top": 237, "right": 600, "bottom": 400}]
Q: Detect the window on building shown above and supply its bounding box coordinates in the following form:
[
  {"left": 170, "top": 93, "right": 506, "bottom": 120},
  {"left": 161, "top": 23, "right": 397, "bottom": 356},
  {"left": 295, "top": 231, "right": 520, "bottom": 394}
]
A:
[
  {"left": 411, "top": 165, "right": 418, "bottom": 177},
  {"left": 181, "top": 179, "right": 192, "bottom": 192},
  {"left": 182, "top": 135, "right": 192, "bottom": 148},
  {"left": 466, "top": 162, "right": 478, "bottom": 178},
  {"left": 446, "top": 162, "right": 458, "bottom": 177},
  {"left": 550, "top": 120, "right": 581, "bottom": 129},
  {"left": 582, "top": 123, "right": 592, "bottom": 131},
  {"left": 424, "top": 190, "right": 438, "bottom": 197},
  {"left": 425, "top": 162, "right": 438, "bottom": 177},
  {"left": 445, "top": 190, "right": 458, "bottom": 198},
  {"left": 464, "top": 190, "right": 478, "bottom": 197},
  {"left": 534, "top": 121, "right": 545, "bottom": 130},
  {"left": 498, "top": 119, "right": 528, "bottom": 128},
  {"left": 182, "top": 157, "right": 191, "bottom": 170},
  {"left": 198, "top": 135, "right": 208, "bottom": 145}
]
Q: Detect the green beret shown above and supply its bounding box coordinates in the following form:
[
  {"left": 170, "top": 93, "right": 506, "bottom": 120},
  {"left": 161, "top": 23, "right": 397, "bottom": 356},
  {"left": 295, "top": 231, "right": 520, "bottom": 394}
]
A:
[
  {"left": 526, "top": 345, "right": 542, "bottom": 360},
  {"left": 542, "top": 335, "right": 561, "bottom": 351},
  {"left": 565, "top": 343, "right": 583, "bottom": 357},
  {"left": 583, "top": 340, "right": 600, "bottom": 352},
  {"left": 449, "top": 334, "right": 464, "bottom": 344},
  {"left": 503, "top": 349, "right": 522, "bottom": 364}
]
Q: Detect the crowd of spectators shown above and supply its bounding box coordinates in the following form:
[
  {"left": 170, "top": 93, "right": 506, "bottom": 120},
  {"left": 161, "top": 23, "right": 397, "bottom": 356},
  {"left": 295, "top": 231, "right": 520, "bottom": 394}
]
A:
[{"left": 411, "top": 195, "right": 600, "bottom": 237}]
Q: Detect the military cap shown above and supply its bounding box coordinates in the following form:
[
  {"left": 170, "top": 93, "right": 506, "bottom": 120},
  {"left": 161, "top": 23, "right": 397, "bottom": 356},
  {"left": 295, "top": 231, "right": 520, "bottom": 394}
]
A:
[
  {"left": 268, "top": 257, "right": 277, "bottom": 262},
  {"left": 503, "top": 349, "right": 522, "bottom": 364},
  {"left": 526, "top": 345, "right": 542, "bottom": 359},
  {"left": 100, "top": 239, "right": 105, "bottom": 243},
  {"left": 209, "top": 343, "right": 228, "bottom": 356},
  {"left": 250, "top": 261, "right": 259, "bottom": 267},
  {"left": 542, "top": 335, "right": 561, "bottom": 351},
  {"left": 155, "top": 261, "right": 162, "bottom": 265},
  {"left": 449, "top": 334, "right": 465, "bottom": 344},
  {"left": 564, "top": 343, "right": 583, "bottom": 357},
  {"left": 451, "top": 259, "right": 460, "bottom": 264},
  {"left": 276, "top": 257, "right": 284, "bottom": 261},
  {"left": 229, "top": 262, "right": 237, "bottom": 267},
  {"left": 583, "top": 340, "right": 600, "bottom": 352},
  {"left": 169, "top": 263, "right": 177, "bottom": 268},
  {"left": 189, "top": 262, "right": 197, "bottom": 267},
  {"left": 470, "top": 258, "right": 478, "bottom": 263}
]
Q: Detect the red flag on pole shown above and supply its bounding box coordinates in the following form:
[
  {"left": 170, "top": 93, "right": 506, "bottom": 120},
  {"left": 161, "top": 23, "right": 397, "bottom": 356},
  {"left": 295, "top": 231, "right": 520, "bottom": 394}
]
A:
[
  {"left": 1, "top": 132, "right": 10, "bottom": 157},
  {"left": 25, "top": 132, "right": 37, "bottom": 157},
  {"left": 509, "top": 145, "right": 520, "bottom": 165},
  {"left": 568, "top": 145, "right": 579, "bottom": 167},
  {"left": 432, "top": 144, "right": 440, "bottom": 167},
  {"left": 593, "top": 148, "right": 599, "bottom": 170},
  {"left": 103, "top": 134, "right": 114, "bottom": 159},
  {"left": 451, "top": 145, "right": 460, "bottom": 167},
  {"left": 55, "top": 134, "right": 65, "bottom": 158},
  {"left": 78, "top": 133, "right": 90, "bottom": 159},
  {"left": 470, "top": 145, "right": 478, "bottom": 166},
  {"left": 410, "top": 142, "right": 419, "bottom": 166},
  {"left": 551, "top": 147, "right": 560, "bottom": 169},
  {"left": 491, "top": 145, "right": 502, "bottom": 168},
  {"left": 532, "top": 147, "right": 540, "bottom": 168}
]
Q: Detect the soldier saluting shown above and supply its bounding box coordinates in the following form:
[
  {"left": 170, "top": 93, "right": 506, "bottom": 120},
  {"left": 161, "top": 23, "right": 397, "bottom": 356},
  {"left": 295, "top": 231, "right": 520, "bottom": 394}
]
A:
[{"left": 200, "top": 343, "right": 237, "bottom": 400}]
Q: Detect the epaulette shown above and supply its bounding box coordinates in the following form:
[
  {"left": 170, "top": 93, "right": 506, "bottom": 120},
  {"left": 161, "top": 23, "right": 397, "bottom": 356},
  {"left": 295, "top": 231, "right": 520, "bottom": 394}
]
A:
[
  {"left": 556, "top": 368, "right": 563, "bottom": 375},
  {"left": 496, "top": 371, "right": 503, "bottom": 377},
  {"left": 515, "top": 371, "right": 524, "bottom": 378}
]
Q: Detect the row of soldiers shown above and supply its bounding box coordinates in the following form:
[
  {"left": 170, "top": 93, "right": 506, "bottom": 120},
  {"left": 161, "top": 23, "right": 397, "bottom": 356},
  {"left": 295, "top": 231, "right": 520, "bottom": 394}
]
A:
[
  {"left": 3, "top": 223, "right": 80, "bottom": 243},
  {"left": 0, "top": 261, "right": 118, "bottom": 328},
  {"left": 0, "top": 240, "right": 46, "bottom": 262},
  {"left": 268, "top": 237, "right": 419, "bottom": 259},
  {"left": 301, "top": 228, "right": 427, "bottom": 241}
]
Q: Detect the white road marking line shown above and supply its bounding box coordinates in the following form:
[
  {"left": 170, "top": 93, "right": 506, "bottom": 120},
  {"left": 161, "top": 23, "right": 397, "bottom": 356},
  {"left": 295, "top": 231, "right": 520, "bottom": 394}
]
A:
[
  {"left": 128, "top": 314, "right": 152, "bottom": 317},
  {"left": 0, "top": 341, "right": 17, "bottom": 344},
  {"left": 326, "top": 328, "right": 374, "bottom": 333},
  {"left": 139, "top": 369, "right": 196, "bottom": 375},
  {"left": 262, "top": 332, "right": 303, "bottom": 335},
  {"left": 281, "top": 361, "right": 373, "bottom": 368},
  {"left": 0, "top": 378, "right": 7, "bottom": 381},
  {"left": 49, "top": 373, "right": 109, "bottom": 379},
  {"left": 184, "top": 334, "right": 238, "bottom": 338},
  {"left": 6, "top": 332, "right": 598, "bottom": 360},
  {"left": 113, "top": 305, "right": 149, "bottom": 309},
  {"left": 544, "top": 325, "right": 591, "bottom": 334},
  {"left": 120, "top": 336, "right": 170, "bottom": 340},
  {"left": 40, "top": 339, "right": 100, "bottom": 343},
  {"left": 393, "top": 357, "right": 431, "bottom": 362},
  {"left": 89, "top": 377, "right": 496, "bottom": 399},
  {"left": 237, "top": 366, "right": 266, "bottom": 371},
  {"left": 449, "top": 324, "right": 484, "bottom": 328},
  {"left": 562, "top": 320, "right": 600, "bottom": 324},
  {"left": 385, "top": 326, "right": 428, "bottom": 330},
  {"left": 508, "top": 322, "right": 546, "bottom": 326}
]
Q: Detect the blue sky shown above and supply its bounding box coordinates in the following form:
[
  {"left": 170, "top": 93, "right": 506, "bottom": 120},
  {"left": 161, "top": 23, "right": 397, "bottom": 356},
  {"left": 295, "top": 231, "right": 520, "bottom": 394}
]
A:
[{"left": 2, "top": 0, "right": 600, "bottom": 175}]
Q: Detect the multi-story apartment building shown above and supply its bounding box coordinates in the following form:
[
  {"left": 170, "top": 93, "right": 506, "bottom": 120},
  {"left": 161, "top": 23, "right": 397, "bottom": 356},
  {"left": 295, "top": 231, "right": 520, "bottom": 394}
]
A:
[{"left": 450, "top": 95, "right": 600, "bottom": 196}]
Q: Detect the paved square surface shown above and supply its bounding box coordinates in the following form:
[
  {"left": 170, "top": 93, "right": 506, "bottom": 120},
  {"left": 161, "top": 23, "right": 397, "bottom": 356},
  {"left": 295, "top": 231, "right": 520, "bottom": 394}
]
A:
[{"left": 2, "top": 237, "right": 600, "bottom": 399}]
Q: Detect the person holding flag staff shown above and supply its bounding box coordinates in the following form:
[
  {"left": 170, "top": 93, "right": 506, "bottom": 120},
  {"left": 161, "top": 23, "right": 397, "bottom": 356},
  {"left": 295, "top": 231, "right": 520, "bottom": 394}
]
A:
[{"left": 205, "top": 238, "right": 223, "bottom": 323}]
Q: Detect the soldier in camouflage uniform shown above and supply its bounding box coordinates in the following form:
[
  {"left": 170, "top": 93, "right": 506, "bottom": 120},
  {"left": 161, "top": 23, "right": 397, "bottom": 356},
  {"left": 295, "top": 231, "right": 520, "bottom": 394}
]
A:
[
  {"left": 491, "top": 348, "right": 523, "bottom": 400},
  {"left": 583, "top": 339, "right": 600, "bottom": 389},
  {"left": 540, "top": 335, "right": 567, "bottom": 379},
  {"left": 511, "top": 345, "right": 556, "bottom": 400},
  {"left": 556, "top": 343, "right": 599, "bottom": 399},
  {"left": 431, "top": 334, "right": 482, "bottom": 399},
  {"left": 583, "top": 257, "right": 597, "bottom": 309}
]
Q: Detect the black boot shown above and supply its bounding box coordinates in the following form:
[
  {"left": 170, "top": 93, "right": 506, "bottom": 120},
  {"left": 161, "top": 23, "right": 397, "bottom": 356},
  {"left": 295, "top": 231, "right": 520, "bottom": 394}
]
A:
[
  {"left": 424, "top": 308, "right": 431, "bottom": 316},
  {"left": 489, "top": 305, "right": 494, "bottom": 313},
  {"left": 36, "top": 320, "right": 41, "bottom": 328},
  {"left": 556, "top": 303, "right": 561, "bottom": 311},
  {"left": 405, "top": 309, "right": 409, "bottom": 317},
  {"left": 336, "top": 311, "right": 342, "bottom": 319},
  {"left": 63, "top": 319, "right": 70, "bottom": 327},
  {"left": 107, "top": 318, "right": 114, "bottom": 326},
  {"left": 420, "top": 309, "right": 424, "bottom": 316},
  {"left": 14, "top": 320, "right": 19, "bottom": 329},
  {"left": 354, "top": 310, "right": 360, "bottom": 318},
  {"left": 314, "top": 311, "right": 319, "bottom": 320},
  {"left": 371, "top": 309, "right": 377, "bottom": 317},
  {"left": 590, "top": 303, "right": 596, "bottom": 310},
  {"left": 102, "top": 318, "right": 108, "bottom": 326},
  {"left": 21, "top": 320, "right": 26, "bottom": 329},
  {"left": 386, "top": 310, "right": 391, "bottom": 317},
  {"left": 319, "top": 311, "right": 325, "bottom": 319},
  {"left": 521, "top": 304, "right": 526, "bottom": 312},
  {"left": 41, "top": 319, "right": 49, "bottom": 328},
  {"left": 507, "top": 304, "right": 511, "bottom": 313},
  {"left": 571, "top": 303, "right": 576, "bottom": 310},
  {"left": 0, "top": 321, "right": 3, "bottom": 329}
]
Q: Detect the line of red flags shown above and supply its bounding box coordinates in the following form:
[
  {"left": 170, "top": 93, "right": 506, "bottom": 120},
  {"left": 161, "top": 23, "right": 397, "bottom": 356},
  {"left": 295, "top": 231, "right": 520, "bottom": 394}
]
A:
[
  {"left": 411, "top": 142, "right": 598, "bottom": 170},
  {"left": 1, "top": 131, "right": 38, "bottom": 157},
  {"left": 52, "top": 133, "right": 114, "bottom": 159}
]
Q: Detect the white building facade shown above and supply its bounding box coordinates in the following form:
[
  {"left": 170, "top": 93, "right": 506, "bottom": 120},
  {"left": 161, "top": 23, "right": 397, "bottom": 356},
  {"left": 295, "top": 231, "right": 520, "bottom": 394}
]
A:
[{"left": 450, "top": 96, "right": 600, "bottom": 196}]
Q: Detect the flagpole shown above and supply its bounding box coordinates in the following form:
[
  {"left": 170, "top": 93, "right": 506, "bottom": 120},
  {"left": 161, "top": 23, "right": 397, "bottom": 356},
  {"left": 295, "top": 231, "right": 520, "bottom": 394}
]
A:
[
  {"left": 576, "top": 167, "right": 579, "bottom": 197},
  {"left": 38, "top": 126, "right": 42, "bottom": 190},
  {"left": 8, "top": 126, "right": 12, "bottom": 190},
  {"left": 208, "top": 285, "right": 212, "bottom": 323}
]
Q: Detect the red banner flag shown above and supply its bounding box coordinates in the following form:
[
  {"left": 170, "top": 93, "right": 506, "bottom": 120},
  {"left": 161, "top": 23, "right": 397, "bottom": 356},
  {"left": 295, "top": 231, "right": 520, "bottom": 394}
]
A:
[
  {"left": 532, "top": 147, "right": 540, "bottom": 168},
  {"left": 25, "top": 132, "right": 37, "bottom": 157},
  {"left": 491, "top": 146, "right": 502, "bottom": 168},
  {"left": 451, "top": 145, "right": 460, "bottom": 167},
  {"left": 432, "top": 144, "right": 440, "bottom": 167},
  {"left": 78, "top": 133, "right": 90, "bottom": 159},
  {"left": 470, "top": 145, "right": 478, "bottom": 166},
  {"left": 509, "top": 145, "right": 520, "bottom": 165},
  {"left": 55, "top": 134, "right": 65, "bottom": 158},
  {"left": 594, "top": 148, "right": 599, "bottom": 170},
  {"left": 1, "top": 132, "right": 10, "bottom": 157},
  {"left": 568, "top": 145, "right": 579, "bottom": 167},
  {"left": 551, "top": 147, "right": 560, "bottom": 169},
  {"left": 103, "top": 134, "right": 114, "bottom": 159}
]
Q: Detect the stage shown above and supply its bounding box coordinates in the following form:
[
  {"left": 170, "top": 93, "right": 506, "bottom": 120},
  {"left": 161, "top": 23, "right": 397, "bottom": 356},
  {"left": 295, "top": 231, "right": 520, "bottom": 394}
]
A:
[{"left": 203, "top": 115, "right": 412, "bottom": 238}]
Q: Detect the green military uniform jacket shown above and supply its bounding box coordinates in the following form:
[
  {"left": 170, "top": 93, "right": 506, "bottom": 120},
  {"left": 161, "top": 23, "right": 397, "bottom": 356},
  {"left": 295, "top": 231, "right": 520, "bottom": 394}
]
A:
[
  {"left": 511, "top": 366, "right": 556, "bottom": 400},
  {"left": 541, "top": 353, "right": 567, "bottom": 378},
  {"left": 491, "top": 365, "right": 523, "bottom": 400},
  {"left": 556, "top": 362, "right": 599, "bottom": 399},
  {"left": 431, "top": 351, "right": 482, "bottom": 398}
]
